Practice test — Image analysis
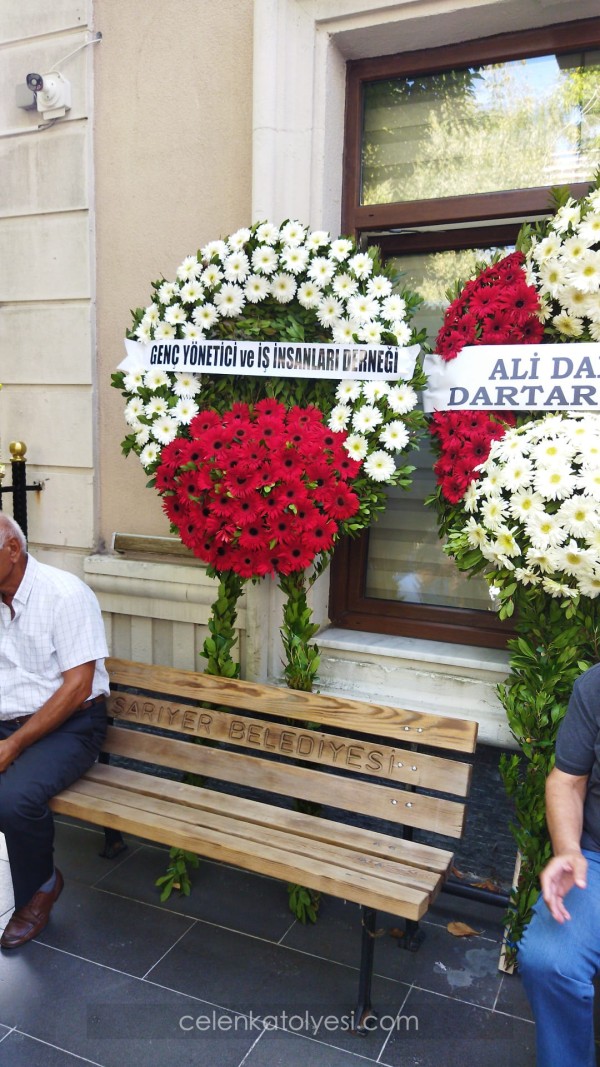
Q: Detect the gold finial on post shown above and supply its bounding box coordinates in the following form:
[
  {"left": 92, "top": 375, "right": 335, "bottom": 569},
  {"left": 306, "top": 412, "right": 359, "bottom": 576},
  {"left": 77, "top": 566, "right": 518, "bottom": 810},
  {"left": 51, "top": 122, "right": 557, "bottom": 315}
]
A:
[{"left": 9, "top": 442, "right": 27, "bottom": 462}]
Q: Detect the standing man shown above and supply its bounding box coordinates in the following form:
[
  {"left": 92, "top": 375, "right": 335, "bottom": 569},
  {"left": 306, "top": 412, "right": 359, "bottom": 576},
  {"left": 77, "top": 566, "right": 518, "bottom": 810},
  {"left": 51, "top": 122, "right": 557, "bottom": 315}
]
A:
[
  {"left": 0, "top": 514, "right": 109, "bottom": 949},
  {"left": 518, "top": 662, "right": 600, "bottom": 1067}
]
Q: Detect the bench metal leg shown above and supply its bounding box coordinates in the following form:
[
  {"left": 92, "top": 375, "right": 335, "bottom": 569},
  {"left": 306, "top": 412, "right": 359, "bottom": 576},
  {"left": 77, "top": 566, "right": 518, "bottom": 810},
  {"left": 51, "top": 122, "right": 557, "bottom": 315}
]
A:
[
  {"left": 401, "top": 917, "right": 426, "bottom": 952},
  {"left": 354, "top": 906, "right": 378, "bottom": 1034},
  {"left": 97, "top": 747, "right": 128, "bottom": 859}
]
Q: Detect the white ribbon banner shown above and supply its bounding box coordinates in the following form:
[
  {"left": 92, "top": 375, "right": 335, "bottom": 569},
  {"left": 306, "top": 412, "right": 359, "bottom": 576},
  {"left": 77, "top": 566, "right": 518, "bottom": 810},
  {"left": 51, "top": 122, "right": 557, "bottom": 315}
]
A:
[
  {"left": 423, "top": 343, "right": 600, "bottom": 412},
  {"left": 119, "top": 338, "right": 420, "bottom": 381}
]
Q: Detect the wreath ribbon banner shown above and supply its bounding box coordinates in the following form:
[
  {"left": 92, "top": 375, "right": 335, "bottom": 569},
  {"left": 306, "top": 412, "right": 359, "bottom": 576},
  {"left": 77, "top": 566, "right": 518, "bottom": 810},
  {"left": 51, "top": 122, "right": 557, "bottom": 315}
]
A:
[
  {"left": 120, "top": 338, "right": 421, "bottom": 381},
  {"left": 423, "top": 342, "right": 600, "bottom": 411}
]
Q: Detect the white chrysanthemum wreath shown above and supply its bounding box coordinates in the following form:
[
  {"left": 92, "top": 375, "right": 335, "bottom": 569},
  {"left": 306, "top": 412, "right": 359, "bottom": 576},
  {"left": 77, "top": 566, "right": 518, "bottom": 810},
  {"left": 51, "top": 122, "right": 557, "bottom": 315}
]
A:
[{"left": 113, "top": 220, "right": 427, "bottom": 504}]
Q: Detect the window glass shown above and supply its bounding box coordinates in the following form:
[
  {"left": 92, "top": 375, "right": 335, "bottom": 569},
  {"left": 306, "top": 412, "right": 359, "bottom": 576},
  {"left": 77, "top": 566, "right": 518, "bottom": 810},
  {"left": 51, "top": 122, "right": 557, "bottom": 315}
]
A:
[
  {"left": 361, "top": 51, "right": 600, "bottom": 205},
  {"left": 364, "top": 245, "right": 511, "bottom": 610}
]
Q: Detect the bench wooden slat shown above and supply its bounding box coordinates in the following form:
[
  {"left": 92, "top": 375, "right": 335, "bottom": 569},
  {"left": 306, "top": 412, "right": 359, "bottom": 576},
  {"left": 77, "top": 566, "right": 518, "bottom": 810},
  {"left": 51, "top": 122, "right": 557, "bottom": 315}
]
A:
[
  {"left": 84, "top": 762, "right": 454, "bottom": 875},
  {"left": 51, "top": 789, "right": 432, "bottom": 920},
  {"left": 103, "top": 724, "right": 468, "bottom": 838},
  {"left": 109, "top": 691, "right": 472, "bottom": 796},
  {"left": 106, "top": 657, "right": 478, "bottom": 753},
  {"left": 58, "top": 773, "right": 443, "bottom": 895}
]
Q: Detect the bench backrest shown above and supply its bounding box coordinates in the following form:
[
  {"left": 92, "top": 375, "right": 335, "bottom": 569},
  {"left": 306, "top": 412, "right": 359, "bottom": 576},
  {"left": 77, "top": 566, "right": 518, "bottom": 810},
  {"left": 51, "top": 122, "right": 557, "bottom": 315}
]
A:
[{"left": 104, "top": 657, "right": 478, "bottom": 841}]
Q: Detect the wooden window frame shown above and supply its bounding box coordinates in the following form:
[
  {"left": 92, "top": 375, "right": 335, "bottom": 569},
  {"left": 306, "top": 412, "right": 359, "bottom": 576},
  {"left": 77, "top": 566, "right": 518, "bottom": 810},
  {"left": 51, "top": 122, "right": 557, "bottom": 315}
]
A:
[{"left": 331, "top": 17, "right": 600, "bottom": 649}]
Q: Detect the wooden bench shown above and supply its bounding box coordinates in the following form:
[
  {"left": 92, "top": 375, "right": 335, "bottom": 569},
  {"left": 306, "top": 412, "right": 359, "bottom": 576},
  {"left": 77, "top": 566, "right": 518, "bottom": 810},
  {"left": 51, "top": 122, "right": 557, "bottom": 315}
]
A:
[{"left": 50, "top": 657, "right": 478, "bottom": 1029}]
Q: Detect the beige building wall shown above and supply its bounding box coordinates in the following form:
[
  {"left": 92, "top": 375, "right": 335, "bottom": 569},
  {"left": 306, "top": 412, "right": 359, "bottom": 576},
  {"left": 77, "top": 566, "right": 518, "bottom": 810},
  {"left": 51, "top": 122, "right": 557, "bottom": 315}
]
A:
[
  {"left": 0, "top": 0, "right": 97, "bottom": 572},
  {"left": 94, "top": 0, "right": 254, "bottom": 546}
]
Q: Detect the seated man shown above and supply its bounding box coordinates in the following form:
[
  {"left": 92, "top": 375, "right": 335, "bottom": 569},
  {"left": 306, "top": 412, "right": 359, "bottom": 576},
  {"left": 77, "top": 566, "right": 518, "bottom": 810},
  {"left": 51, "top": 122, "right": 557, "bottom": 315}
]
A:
[
  {"left": 0, "top": 514, "right": 108, "bottom": 948},
  {"left": 519, "top": 663, "right": 600, "bottom": 1067}
]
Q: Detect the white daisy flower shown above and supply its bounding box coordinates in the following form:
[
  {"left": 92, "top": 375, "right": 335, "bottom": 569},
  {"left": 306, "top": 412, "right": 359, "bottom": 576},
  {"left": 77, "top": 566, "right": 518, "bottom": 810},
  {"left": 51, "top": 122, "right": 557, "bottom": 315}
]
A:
[
  {"left": 344, "top": 434, "right": 369, "bottom": 460},
  {"left": 480, "top": 496, "right": 509, "bottom": 531},
  {"left": 157, "top": 282, "right": 179, "bottom": 304},
  {"left": 152, "top": 415, "right": 179, "bottom": 445},
  {"left": 181, "top": 322, "right": 204, "bottom": 340},
  {"left": 347, "top": 294, "right": 379, "bottom": 323},
  {"left": 224, "top": 251, "right": 250, "bottom": 283},
  {"left": 534, "top": 463, "right": 575, "bottom": 500},
  {"left": 391, "top": 320, "right": 412, "bottom": 346},
  {"left": 135, "top": 322, "right": 153, "bottom": 343},
  {"left": 280, "top": 245, "right": 309, "bottom": 274},
  {"left": 332, "top": 273, "right": 359, "bottom": 299},
  {"left": 532, "top": 234, "right": 562, "bottom": 262},
  {"left": 362, "top": 381, "right": 390, "bottom": 403},
  {"left": 332, "top": 318, "right": 360, "bottom": 343},
  {"left": 306, "top": 229, "right": 330, "bottom": 251},
  {"left": 500, "top": 457, "right": 533, "bottom": 490},
  {"left": 387, "top": 384, "right": 417, "bottom": 414},
  {"left": 513, "top": 568, "right": 541, "bottom": 587},
  {"left": 557, "top": 496, "right": 599, "bottom": 538},
  {"left": 192, "top": 303, "right": 219, "bottom": 329},
  {"left": 173, "top": 372, "right": 201, "bottom": 397},
  {"left": 328, "top": 405, "right": 351, "bottom": 431},
  {"left": 352, "top": 405, "right": 382, "bottom": 433},
  {"left": 462, "top": 482, "right": 481, "bottom": 514},
  {"left": 494, "top": 527, "right": 521, "bottom": 557},
  {"left": 144, "top": 369, "right": 170, "bottom": 390},
  {"left": 271, "top": 273, "right": 297, "bottom": 303},
  {"left": 164, "top": 304, "right": 187, "bottom": 326},
  {"left": 179, "top": 282, "right": 204, "bottom": 305},
  {"left": 556, "top": 540, "right": 596, "bottom": 578},
  {"left": 201, "top": 264, "right": 223, "bottom": 288},
  {"left": 135, "top": 426, "right": 151, "bottom": 447},
  {"left": 336, "top": 380, "right": 362, "bottom": 403},
  {"left": 538, "top": 259, "right": 568, "bottom": 298},
  {"left": 143, "top": 303, "right": 161, "bottom": 325},
  {"left": 525, "top": 546, "right": 560, "bottom": 573},
  {"left": 279, "top": 220, "right": 306, "bottom": 246},
  {"left": 358, "top": 322, "right": 383, "bottom": 344},
  {"left": 465, "top": 517, "right": 488, "bottom": 548},
  {"left": 578, "top": 213, "right": 600, "bottom": 244},
  {"left": 509, "top": 489, "right": 545, "bottom": 522},
  {"left": 125, "top": 397, "right": 145, "bottom": 426},
  {"left": 562, "top": 234, "right": 592, "bottom": 260},
  {"left": 176, "top": 256, "right": 201, "bottom": 282},
  {"left": 297, "top": 281, "right": 322, "bottom": 309},
  {"left": 140, "top": 442, "right": 160, "bottom": 468},
  {"left": 145, "top": 396, "right": 169, "bottom": 417},
  {"left": 214, "top": 283, "right": 245, "bottom": 317},
  {"left": 568, "top": 251, "right": 600, "bottom": 294},
  {"left": 576, "top": 572, "right": 600, "bottom": 598},
  {"left": 245, "top": 275, "right": 270, "bottom": 303},
  {"left": 317, "top": 295, "right": 344, "bottom": 327},
  {"left": 577, "top": 467, "right": 600, "bottom": 500},
  {"left": 552, "top": 311, "right": 584, "bottom": 338},
  {"left": 349, "top": 252, "right": 373, "bottom": 279},
  {"left": 308, "top": 256, "right": 336, "bottom": 285},
  {"left": 380, "top": 420, "right": 410, "bottom": 452},
  {"left": 172, "top": 397, "right": 199, "bottom": 425},
  {"left": 553, "top": 201, "right": 581, "bottom": 232},
  {"left": 525, "top": 511, "right": 568, "bottom": 549},
  {"left": 329, "top": 238, "right": 353, "bottom": 262},
  {"left": 251, "top": 245, "right": 278, "bottom": 275},
  {"left": 364, "top": 450, "right": 396, "bottom": 482},
  {"left": 227, "top": 227, "right": 251, "bottom": 250},
  {"left": 255, "top": 222, "right": 279, "bottom": 245},
  {"left": 367, "top": 276, "right": 393, "bottom": 299},
  {"left": 541, "top": 577, "right": 577, "bottom": 599},
  {"left": 123, "top": 369, "right": 145, "bottom": 394},
  {"left": 201, "top": 239, "right": 228, "bottom": 261}
]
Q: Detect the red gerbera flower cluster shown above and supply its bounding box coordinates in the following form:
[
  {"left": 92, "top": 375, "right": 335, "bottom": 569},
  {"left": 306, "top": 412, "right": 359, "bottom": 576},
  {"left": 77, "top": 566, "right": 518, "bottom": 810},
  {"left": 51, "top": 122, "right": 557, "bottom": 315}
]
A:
[
  {"left": 428, "top": 409, "right": 517, "bottom": 504},
  {"left": 155, "top": 399, "right": 362, "bottom": 578},
  {"left": 431, "top": 251, "right": 542, "bottom": 504},
  {"left": 435, "top": 251, "right": 543, "bottom": 362}
]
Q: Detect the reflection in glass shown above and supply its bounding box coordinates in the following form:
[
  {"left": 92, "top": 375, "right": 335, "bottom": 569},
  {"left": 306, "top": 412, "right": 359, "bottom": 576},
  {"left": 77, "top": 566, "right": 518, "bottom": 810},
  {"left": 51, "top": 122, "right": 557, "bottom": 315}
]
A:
[
  {"left": 365, "top": 246, "right": 511, "bottom": 610},
  {"left": 362, "top": 51, "right": 600, "bottom": 205}
]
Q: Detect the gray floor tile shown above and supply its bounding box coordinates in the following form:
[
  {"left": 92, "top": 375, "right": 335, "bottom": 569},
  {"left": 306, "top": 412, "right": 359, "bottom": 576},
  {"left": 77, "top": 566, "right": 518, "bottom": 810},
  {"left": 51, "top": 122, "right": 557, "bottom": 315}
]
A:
[
  {"left": 52, "top": 820, "right": 138, "bottom": 888},
  {"left": 30, "top": 881, "right": 197, "bottom": 978},
  {"left": 0, "top": 1031, "right": 106, "bottom": 1066},
  {"left": 494, "top": 970, "right": 534, "bottom": 1022},
  {"left": 0, "top": 944, "right": 254, "bottom": 1067},
  {"left": 96, "top": 842, "right": 295, "bottom": 940},
  {"left": 242, "top": 1028, "right": 384, "bottom": 1065},
  {"left": 381, "top": 987, "right": 536, "bottom": 1067},
  {"left": 147, "top": 918, "right": 412, "bottom": 1056}
]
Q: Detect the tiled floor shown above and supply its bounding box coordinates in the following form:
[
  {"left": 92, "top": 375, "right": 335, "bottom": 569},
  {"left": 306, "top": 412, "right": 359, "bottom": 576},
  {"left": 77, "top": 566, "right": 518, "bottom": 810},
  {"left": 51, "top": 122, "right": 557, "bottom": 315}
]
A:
[{"left": 0, "top": 820, "right": 536, "bottom": 1067}]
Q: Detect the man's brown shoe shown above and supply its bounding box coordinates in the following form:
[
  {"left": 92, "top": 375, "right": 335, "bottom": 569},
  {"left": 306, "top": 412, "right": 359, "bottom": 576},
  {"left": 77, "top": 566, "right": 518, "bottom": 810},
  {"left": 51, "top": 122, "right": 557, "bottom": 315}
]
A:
[{"left": 0, "top": 869, "right": 64, "bottom": 949}]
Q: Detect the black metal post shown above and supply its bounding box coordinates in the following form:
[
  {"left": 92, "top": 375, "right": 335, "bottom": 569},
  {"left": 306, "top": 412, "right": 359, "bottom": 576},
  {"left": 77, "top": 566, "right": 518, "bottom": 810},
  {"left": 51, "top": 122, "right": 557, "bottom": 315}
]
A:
[{"left": 0, "top": 442, "right": 43, "bottom": 540}]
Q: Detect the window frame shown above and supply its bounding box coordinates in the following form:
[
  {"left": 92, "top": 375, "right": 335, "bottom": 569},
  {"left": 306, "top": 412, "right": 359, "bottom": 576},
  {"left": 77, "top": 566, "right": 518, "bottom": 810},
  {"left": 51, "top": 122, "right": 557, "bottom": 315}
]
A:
[{"left": 331, "top": 17, "right": 600, "bottom": 649}]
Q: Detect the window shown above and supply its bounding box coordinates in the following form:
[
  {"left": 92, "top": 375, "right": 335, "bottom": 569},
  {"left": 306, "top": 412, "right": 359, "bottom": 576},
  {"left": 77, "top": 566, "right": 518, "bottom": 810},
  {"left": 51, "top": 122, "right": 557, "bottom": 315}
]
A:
[{"left": 331, "top": 19, "right": 600, "bottom": 649}]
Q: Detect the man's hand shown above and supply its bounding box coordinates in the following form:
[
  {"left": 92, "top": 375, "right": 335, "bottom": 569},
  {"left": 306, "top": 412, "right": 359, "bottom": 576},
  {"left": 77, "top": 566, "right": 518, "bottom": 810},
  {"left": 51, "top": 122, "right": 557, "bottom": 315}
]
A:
[
  {"left": 0, "top": 736, "right": 21, "bottom": 774},
  {"left": 540, "top": 850, "right": 588, "bottom": 923}
]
